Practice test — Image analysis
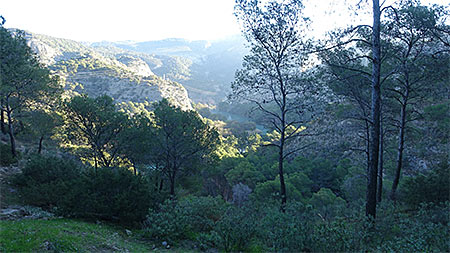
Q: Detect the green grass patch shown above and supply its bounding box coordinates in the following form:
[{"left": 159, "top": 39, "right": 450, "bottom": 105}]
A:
[{"left": 0, "top": 218, "right": 154, "bottom": 252}]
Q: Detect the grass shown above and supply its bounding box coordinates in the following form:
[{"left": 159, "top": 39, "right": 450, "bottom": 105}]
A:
[{"left": 0, "top": 218, "right": 156, "bottom": 252}]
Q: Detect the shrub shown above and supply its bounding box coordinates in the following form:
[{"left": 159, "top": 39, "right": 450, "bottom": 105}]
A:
[
  {"left": 74, "top": 167, "right": 152, "bottom": 223},
  {"left": 310, "top": 188, "right": 346, "bottom": 220},
  {"left": 144, "top": 199, "right": 181, "bottom": 242},
  {"left": 368, "top": 202, "right": 449, "bottom": 252},
  {"left": 212, "top": 206, "right": 258, "bottom": 252},
  {"left": 257, "top": 202, "right": 313, "bottom": 252},
  {"left": 13, "top": 155, "right": 153, "bottom": 224},
  {"left": 0, "top": 143, "right": 20, "bottom": 166},
  {"left": 13, "top": 155, "right": 81, "bottom": 209},
  {"left": 144, "top": 196, "right": 229, "bottom": 243},
  {"left": 402, "top": 158, "right": 449, "bottom": 207}
]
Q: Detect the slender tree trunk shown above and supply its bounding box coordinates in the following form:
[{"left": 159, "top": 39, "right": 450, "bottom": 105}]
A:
[
  {"left": 390, "top": 101, "right": 407, "bottom": 201},
  {"left": 94, "top": 154, "right": 98, "bottom": 174},
  {"left": 366, "top": 0, "right": 381, "bottom": 219},
  {"left": 169, "top": 169, "right": 176, "bottom": 196},
  {"left": 169, "top": 177, "right": 175, "bottom": 196},
  {"left": 159, "top": 179, "right": 164, "bottom": 192},
  {"left": 377, "top": 116, "right": 384, "bottom": 203},
  {"left": 1, "top": 99, "right": 6, "bottom": 134},
  {"left": 38, "top": 135, "right": 44, "bottom": 154},
  {"left": 279, "top": 142, "right": 287, "bottom": 212},
  {"left": 365, "top": 120, "right": 370, "bottom": 174},
  {"left": 6, "top": 103, "right": 17, "bottom": 157}
]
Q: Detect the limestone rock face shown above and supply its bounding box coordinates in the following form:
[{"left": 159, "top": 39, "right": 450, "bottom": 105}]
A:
[
  {"left": 25, "top": 31, "right": 192, "bottom": 110},
  {"left": 65, "top": 69, "right": 192, "bottom": 110},
  {"left": 117, "top": 55, "right": 154, "bottom": 77}
]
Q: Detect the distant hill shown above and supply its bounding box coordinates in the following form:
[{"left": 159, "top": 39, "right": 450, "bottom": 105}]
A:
[
  {"left": 24, "top": 30, "right": 247, "bottom": 108},
  {"left": 24, "top": 31, "right": 193, "bottom": 110},
  {"left": 90, "top": 36, "right": 247, "bottom": 104}
]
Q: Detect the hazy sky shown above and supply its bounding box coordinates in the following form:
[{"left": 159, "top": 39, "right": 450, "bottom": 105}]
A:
[{"left": 1, "top": 0, "right": 446, "bottom": 42}]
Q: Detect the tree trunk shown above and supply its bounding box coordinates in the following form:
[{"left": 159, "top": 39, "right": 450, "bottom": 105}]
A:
[
  {"left": 159, "top": 179, "right": 164, "bottom": 192},
  {"left": 38, "top": 135, "right": 44, "bottom": 154},
  {"left": 1, "top": 99, "right": 6, "bottom": 134},
  {"left": 94, "top": 154, "right": 98, "bottom": 174},
  {"left": 390, "top": 102, "right": 407, "bottom": 201},
  {"left": 278, "top": 144, "right": 287, "bottom": 213},
  {"left": 377, "top": 116, "right": 384, "bottom": 203},
  {"left": 366, "top": 0, "right": 381, "bottom": 219},
  {"left": 169, "top": 169, "right": 176, "bottom": 197},
  {"left": 169, "top": 177, "right": 175, "bottom": 196},
  {"left": 365, "top": 120, "right": 370, "bottom": 174},
  {"left": 6, "top": 104, "right": 17, "bottom": 157}
]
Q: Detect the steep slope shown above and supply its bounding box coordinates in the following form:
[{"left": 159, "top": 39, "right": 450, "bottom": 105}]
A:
[
  {"left": 25, "top": 32, "right": 192, "bottom": 110},
  {"left": 91, "top": 36, "right": 247, "bottom": 104}
]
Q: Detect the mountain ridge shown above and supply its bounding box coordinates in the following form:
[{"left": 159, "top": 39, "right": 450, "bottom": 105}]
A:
[{"left": 22, "top": 30, "right": 247, "bottom": 106}]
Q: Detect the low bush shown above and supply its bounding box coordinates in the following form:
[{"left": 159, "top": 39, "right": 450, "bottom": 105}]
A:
[
  {"left": 0, "top": 143, "right": 20, "bottom": 166},
  {"left": 257, "top": 202, "right": 314, "bottom": 252},
  {"left": 74, "top": 167, "right": 153, "bottom": 223},
  {"left": 401, "top": 158, "right": 449, "bottom": 207},
  {"left": 144, "top": 196, "right": 229, "bottom": 243},
  {"left": 13, "top": 154, "right": 80, "bottom": 209},
  {"left": 212, "top": 206, "right": 258, "bottom": 252},
  {"left": 13, "top": 155, "right": 153, "bottom": 224}
]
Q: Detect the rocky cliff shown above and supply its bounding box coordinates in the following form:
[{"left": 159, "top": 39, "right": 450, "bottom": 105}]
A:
[{"left": 25, "top": 32, "right": 192, "bottom": 110}]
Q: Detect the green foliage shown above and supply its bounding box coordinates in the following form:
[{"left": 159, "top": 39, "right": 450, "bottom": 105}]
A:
[
  {"left": 0, "top": 219, "right": 153, "bottom": 252},
  {"left": 341, "top": 173, "right": 367, "bottom": 201},
  {"left": 214, "top": 135, "right": 240, "bottom": 159},
  {"left": 288, "top": 156, "right": 348, "bottom": 193},
  {"left": 212, "top": 206, "right": 258, "bottom": 252},
  {"left": 256, "top": 202, "right": 313, "bottom": 252},
  {"left": 423, "top": 103, "right": 450, "bottom": 144},
  {"left": 402, "top": 157, "right": 449, "bottom": 207},
  {"left": 13, "top": 155, "right": 152, "bottom": 224},
  {"left": 0, "top": 143, "right": 19, "bottom": 166},
  {"left": 0, "top": 27, "right": 61, "bottom": 156},
  {"left": 22, "top": 110, "right": 62, "bottom": 153},
  {"left": 147, "top": 99, "right": 220, "bottom": 195},
  {"left": 74, "top": 167, "right": 152, "bottom": 223},
  {"left": 245, "top": 148, "right": 278, "bottom": 178},
  {"left": 253, "top": 174, "right": 310, "bottom": 203},
  {"left": 61, "top": 95, "right": 129, "bottom": 168},
  {"left": 0, "top": 28, "right": 60, "bottom": 105},
  {"left": 13, "top": 155, "right": 81, "bottom": 209},
  {"left": 117, "top": 113, "right": 152, "bottom": 168},
  {"left": 144, "top": 196, "right": 229, "bottom": 243},
  {"left": 144, "top": 200, "right": 182, "bottom": 242},
  {"left": 310, "top": 188, "right": 346, "bottom": 220},
  {"left": 224, "top": 158, "right": 265, "bottom": 189}
]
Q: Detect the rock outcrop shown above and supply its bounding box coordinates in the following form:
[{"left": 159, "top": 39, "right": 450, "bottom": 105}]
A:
[{"left": 25, "top": 31, "right": 192, "bottom": 110}]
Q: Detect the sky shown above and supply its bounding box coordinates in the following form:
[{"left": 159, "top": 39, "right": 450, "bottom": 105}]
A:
[{"left": 1, "top": 0, "right": 447, "bottom": 42}]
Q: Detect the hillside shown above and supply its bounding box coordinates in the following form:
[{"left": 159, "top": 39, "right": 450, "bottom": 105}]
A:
[
  {"left": 25, "top": 31, "right": 247, "bottom": 107},
  {"left": 91, "top": 36, "right": 247, "bottom": 104},
  {"left": 25, "top": 32, "right": 192, "bottom": 110}
]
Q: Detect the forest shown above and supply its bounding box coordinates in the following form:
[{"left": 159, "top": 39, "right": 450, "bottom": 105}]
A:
[{"left": 0, "top": 0, "right": 449, "bottom": 252}]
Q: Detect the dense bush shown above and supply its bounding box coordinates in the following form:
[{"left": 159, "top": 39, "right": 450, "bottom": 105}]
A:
[
  {"left": 0, "top": 143, "right": 19, "bottom": 166},
  {"left": 211, "top": 206, "right": 258, "bottom": 252},
  {"left": 143, "top": 197, "right": 449, "bottom": 252},
  {"left": 73, "top": 167, "right": 153, "bottom": 223},
  {"left": 310, "top": 188, "right": 346, "bottom": 220},
  {"left": 144, "top": 196, "right": 229, "bottom": 243},
  {"left": 256, "top": 202, "right": 314, "bottom": 252},
  {"left": 13, "top": 155, "right": 152, "bottom": 224},
  {"left": 13, "top": 154, "right": 80, "bottom": 208},
  {"left": 402, "top": 158, "right": 449, "bottom": 207}
]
